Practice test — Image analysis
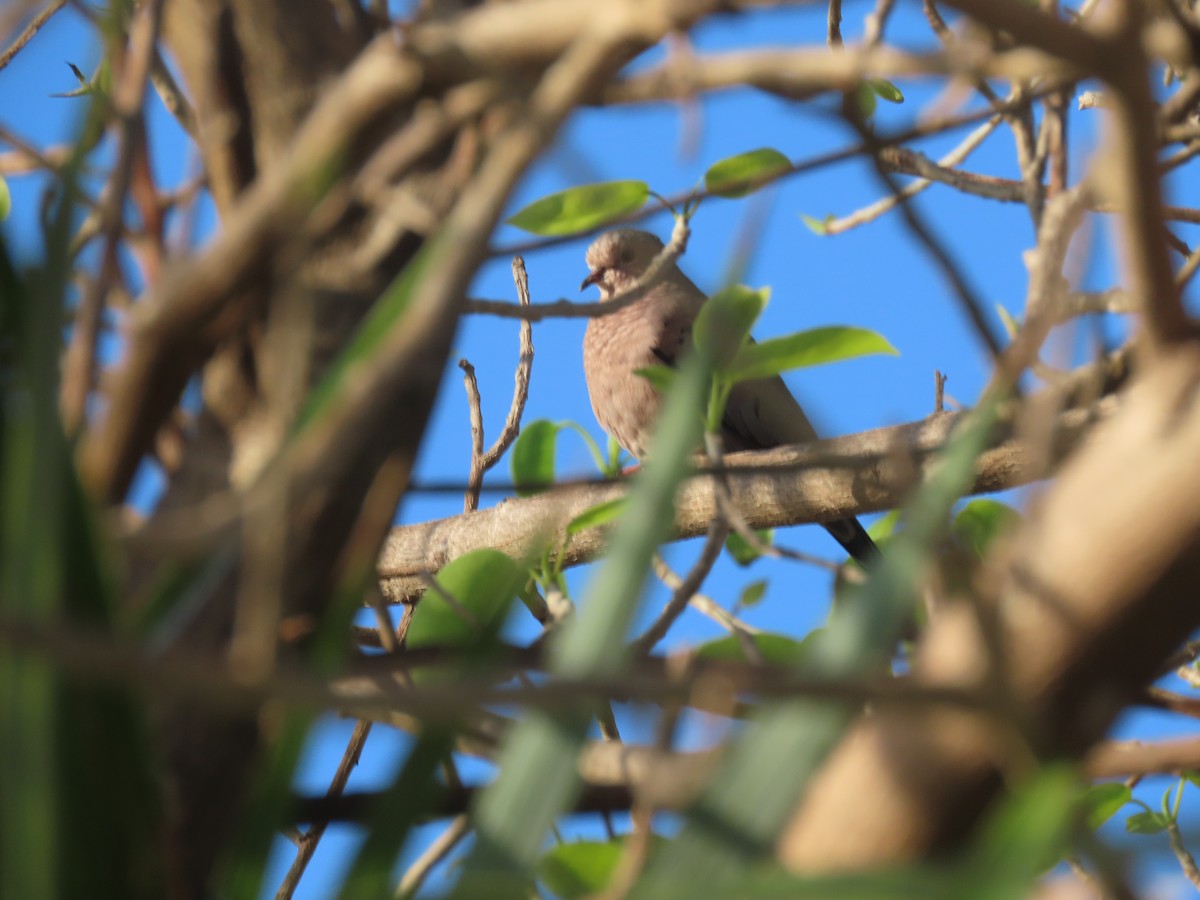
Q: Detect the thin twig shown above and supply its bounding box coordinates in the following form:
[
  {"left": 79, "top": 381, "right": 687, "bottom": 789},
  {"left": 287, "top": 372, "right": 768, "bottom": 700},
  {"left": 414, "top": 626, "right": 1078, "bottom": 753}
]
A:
[
  {"left": 0, "top": 0, "right": 66, "bottom": 73},
  {"left": 461, "top": 257, "right": 535, "bottom": 512},
  {"left": 275, "top": 720, "right": 373, "bottom": 899},
  {"left": 394, "top": 815, "right": 471, "bottom": 898}
]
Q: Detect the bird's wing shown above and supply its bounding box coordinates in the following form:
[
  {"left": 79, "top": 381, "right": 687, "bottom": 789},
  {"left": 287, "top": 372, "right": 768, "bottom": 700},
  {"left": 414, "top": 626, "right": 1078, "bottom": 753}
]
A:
[{"left": 722, "top": 374, "right": 819, "bottom": 451}]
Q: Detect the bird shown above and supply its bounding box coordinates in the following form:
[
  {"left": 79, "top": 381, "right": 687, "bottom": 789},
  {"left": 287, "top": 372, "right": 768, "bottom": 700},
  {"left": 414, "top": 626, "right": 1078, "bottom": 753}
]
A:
[{"left": 580, "top": 228, "right": 879, "bottom": 567}]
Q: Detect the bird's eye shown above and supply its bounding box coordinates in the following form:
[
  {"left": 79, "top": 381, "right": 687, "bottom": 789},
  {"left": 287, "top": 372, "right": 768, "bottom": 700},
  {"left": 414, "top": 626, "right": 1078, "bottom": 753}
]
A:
[{"left": 619, "top": 249, "right": 634, "bottom": 264}]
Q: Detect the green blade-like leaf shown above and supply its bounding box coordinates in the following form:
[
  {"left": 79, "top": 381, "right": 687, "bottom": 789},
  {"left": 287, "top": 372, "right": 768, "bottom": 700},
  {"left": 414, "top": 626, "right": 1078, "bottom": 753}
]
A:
[
  {"left": 451, "top": 344, "right": 713, "bottom": 899},
  {"left": 704, "top": 148, "right": 791, "bottom": 198},
  {"left": 995, "top": 303, "right": 1020, "bottom": 339},
  {"left": 729, "top": 326, "right": 897, "bottom": 382},
  {"left": 505, "top": 181, "right": 649, "bottom": 236},
  {"left": 738, "top": 579, "right": 768, "bottom": 608},
  {"left": 0, "top": 176, "right": 9, "bottom": 220},
  {"left": 511, "top": 419, "right": 561, "bottom": 496}
]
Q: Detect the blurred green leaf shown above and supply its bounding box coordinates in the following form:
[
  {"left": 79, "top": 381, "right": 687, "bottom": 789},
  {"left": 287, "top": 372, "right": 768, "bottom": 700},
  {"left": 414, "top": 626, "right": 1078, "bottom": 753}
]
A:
[
  {"left": 634, "top": 364, "right": 677, "bottom": 394},
  {"left": 728, "top": 326, "right": 897, "bottom": 383},
  {"left": 972, "top": 765, "right": 1080, "bottom": 879},
  {"left": 738, "top": 579, "right": 768, "bottom": 608},
  {"left": 696, "top": 632, "right": 811, "bottom": 666},
  {"left": 695, "top": 284, "right": 769, "bottom": 370},
  {"left": 1125, "top": 810, "right": 1169, "bottom": 835},
  {"left": 452, "top": 346, "right": 713, "bottom": 898},
  {"left": 505, "top": 181, "right": 649, "bottom": 236},
  {"left": 1081, "top": 782, "right": 1131, "bottom": 830},
  {"left": 407, "top": 549, "right": 524, "bottom": 651},
  {"left": 953, "top": 499, "right": 1020, "bottom": 559},
  {"left": 855, "top": 81, "right": 878, "bottom": 119},
  {"left": 511, "top": 419, "right": 561, "bottom": 496},
  {"left": 800, "top": 214, "right": 832, "bottom": 235},
  {"left": 538, "top": 840, "right": 624, "bottom": 898},
  {"left": 870, "top": 79, "right": 905, "bottom": 103},
  {"left": 566, "top": 498, "right": 627, "bottom": 537},
  {"left": 0, "top": 176, "right": 9, "bottom": 220},
  {"left": 1184, "top": 771, "right": 1200, "bottom": 789},
  {"left": 704, "top": 148, "right": 791, "bottom": 198},
  {"left": 725, "top": 529, "right": 773, "bottom": 566}
]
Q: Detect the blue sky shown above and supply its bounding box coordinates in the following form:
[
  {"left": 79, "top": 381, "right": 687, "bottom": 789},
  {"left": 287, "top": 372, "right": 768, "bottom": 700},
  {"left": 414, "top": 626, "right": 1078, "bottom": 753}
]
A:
[{"left": 2, "top": 1, "right": 1199, "bottom": 897}]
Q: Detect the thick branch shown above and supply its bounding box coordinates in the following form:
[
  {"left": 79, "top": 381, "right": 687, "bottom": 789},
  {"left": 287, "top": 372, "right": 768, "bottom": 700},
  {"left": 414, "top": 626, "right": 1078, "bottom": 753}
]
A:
[{"left": 378, "top": 397, "right": 1117, "bottom": 603}]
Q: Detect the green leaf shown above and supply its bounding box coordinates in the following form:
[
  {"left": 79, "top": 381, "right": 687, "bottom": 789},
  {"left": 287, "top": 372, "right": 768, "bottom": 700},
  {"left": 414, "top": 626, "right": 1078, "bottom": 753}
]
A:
[
  {"left": 505, "top": 181, "right": 649, "bottom": 236},
  {"left": 1184, "top": 771, "right": 1200, "bottom": 789},
  {"left": 728, "top": 326, "right": 897, "bottom": 383},
  {"left": 694, "top": 284, "right": 770, "bottom": 370},
  {"left": 1081, "top": 782, "right": 1132, "bottom": 830},
  {"left": 972, "top": 765, "right": 1081, "bottom": 880},
  {"left": 406, "top": 549, "right": 524, "bottom": 651},
  {"left": 634, "top": 364, "right": 677, "bottom": 393},
  {"left": 695, "top": 632, "right": 813, "bottom": 666},
  {"left": 453, "top": 347, "right": 714, "bottom": 897},
  {"left": 738, "top": 579, "right": 768, "bottom": 608},
  {"left": 870, "top": 79, "right": 905, "bottom": 103},
  {"left": 855, "top": 82, "right": 877, "bottom": 119},
  {"left": 704, "top": 148, "right": 791, "bottom": 198},
  {"left": 1125, "top": 810, "right": 1169, "bottom": 835},
  {"left": 566, "top": 498, "right": 627, "bottom": 537},
  {"left": 953, "top": 499, "right": 1021, "bottom": 559},
  {"left": 801, "top": 214, "right": 833, "bottom": 235},
  {"left": 726, "top": 529, "right": 773, "bottom": 566},
  {"left": 538, "top": 840, "right": 624, "bottom": 898},
  {"left": 511, "top": 419, "right": 561, "bottom": 496},
  {"left": 0, "top": 176, "right": 9, "bottom": 221}
]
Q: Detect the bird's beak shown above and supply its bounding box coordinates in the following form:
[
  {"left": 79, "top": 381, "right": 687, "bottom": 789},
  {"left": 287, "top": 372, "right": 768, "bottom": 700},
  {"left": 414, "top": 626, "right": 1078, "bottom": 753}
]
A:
[{"left": 580, "top": 269, "right": 603, "bottom": 292}]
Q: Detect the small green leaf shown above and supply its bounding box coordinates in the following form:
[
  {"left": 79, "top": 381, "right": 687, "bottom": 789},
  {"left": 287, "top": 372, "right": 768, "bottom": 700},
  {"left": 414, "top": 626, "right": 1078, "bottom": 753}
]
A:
[
  {"left": 973, "top": 765, "right": 1080, "bottom": 877},
  {"left": 738, "top": 579, "right": 768, "bottom": 608},
  {"left": 704, "top": 148, "right": 791, "bottom": 199},
  {"left": 538, "top": 840, "right": 624, "bottom": 898},
  {"left": 634, "top": 365, "right": 677, "bottom": 393},
  {"left": 566, "top": 498, "right": 627, "bottom": 537},
  {"left": 1184, "top": 771, "right": 1200, "bottom": 789},
  {"left": 1125, "top": 811, "right": 1169, "bottom": 835},
  {"left": 870, "top": 79, "right": 905, "bottom": 103},
  {"left": 695, "top": 632, "right": 814, "bottom": 666},
  {"left": 855, "top": 82, "right": 877, "bottom": 119},
  {"left": 953, "top": 499, "right": 1021, "bottom": 560},
  {"left": 406, "top": 549, "right": 524, "bottom": 652},
  {"left": 0, "top": 176, "right": 9, "bottom": 221},
  {"left": 1081, "top": 782, "right": 1132, "bottom": 830},
  {"left": 801, "top": 214, "right": 832, "bottom": 235},
  {"left": 726, "top": 529, "right": 773, "bottom": 566},
  {"left": 694, "top": 284, "right": 770, "bottom": 369},
  {"left": 511, "top": 419, "right": 561, "bottom": 496},
  {"left": 505, "top": 181, "right": 649, "bottom": 236},
  {"left": 728, "top": 326, "right": 897, "bottom": 383}
]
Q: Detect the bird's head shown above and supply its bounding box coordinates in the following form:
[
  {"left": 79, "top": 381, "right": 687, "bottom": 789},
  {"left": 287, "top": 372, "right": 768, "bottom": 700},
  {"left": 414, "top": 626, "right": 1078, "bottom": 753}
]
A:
[{"left": 581, "top": 229, "right": 665, "bottom": 299}]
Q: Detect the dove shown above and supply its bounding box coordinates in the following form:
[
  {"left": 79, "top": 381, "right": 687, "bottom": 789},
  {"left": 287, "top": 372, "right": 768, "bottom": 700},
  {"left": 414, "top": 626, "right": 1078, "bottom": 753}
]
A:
[{"left": 581, "top": 228, "right": 878, "bottom": 566}]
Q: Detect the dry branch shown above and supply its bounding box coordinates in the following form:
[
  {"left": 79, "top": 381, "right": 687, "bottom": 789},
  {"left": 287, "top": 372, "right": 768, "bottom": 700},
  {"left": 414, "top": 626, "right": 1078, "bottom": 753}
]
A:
[{"left": 378, "top": 397, "right": 1117, "bottom": 604}]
